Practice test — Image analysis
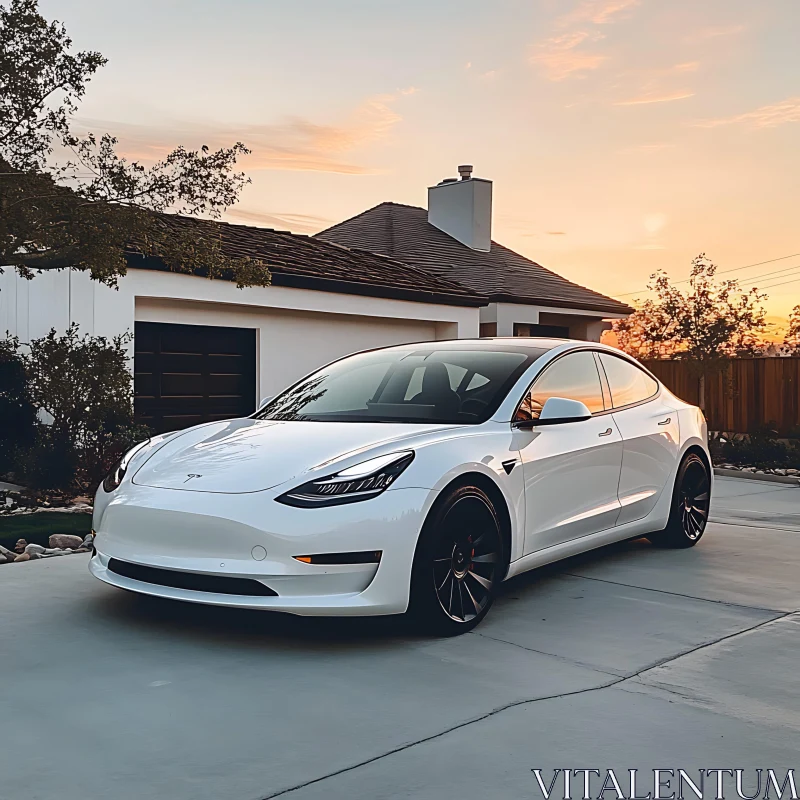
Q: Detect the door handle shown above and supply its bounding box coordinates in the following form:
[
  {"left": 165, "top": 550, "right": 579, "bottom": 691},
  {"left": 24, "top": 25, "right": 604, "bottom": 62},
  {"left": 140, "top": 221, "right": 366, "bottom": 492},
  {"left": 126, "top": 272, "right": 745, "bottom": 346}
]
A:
[
  {"left": 598, "top": 427, "right": 613, "bottom": 437},
  {"left": 657, "top": 417, "right": 672, "bottom": 426}
]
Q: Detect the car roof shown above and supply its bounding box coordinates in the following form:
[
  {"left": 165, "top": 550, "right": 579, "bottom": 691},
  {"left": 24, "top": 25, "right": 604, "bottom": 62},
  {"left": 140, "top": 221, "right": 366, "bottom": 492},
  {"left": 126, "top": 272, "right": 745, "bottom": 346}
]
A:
[{"left": 371, "top": 337, "right": 578, "bottom": 355}]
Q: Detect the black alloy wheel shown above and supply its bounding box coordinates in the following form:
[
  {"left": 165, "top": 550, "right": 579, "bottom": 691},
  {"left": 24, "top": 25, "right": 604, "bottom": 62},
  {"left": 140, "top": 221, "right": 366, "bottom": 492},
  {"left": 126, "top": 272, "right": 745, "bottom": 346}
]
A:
[
  {"left": 649, "top": 453, "right": 710, "bottom": 548},
  {"left": 410, "top": 485, "right": 504, "bottom": 634}
]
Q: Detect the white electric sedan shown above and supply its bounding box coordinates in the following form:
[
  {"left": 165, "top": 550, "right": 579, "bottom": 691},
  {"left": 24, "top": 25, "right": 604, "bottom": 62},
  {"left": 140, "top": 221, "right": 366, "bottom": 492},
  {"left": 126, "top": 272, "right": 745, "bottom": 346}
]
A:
[{"left": 90, "top": 339, "right": 711, "bottom": 634}]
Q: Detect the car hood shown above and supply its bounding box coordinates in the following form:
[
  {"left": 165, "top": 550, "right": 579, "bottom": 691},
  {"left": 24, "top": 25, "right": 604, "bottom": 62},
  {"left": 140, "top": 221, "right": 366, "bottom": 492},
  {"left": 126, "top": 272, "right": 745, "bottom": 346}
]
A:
[{"left": 131, "top": 418, "right": 455, "bottom": 494}]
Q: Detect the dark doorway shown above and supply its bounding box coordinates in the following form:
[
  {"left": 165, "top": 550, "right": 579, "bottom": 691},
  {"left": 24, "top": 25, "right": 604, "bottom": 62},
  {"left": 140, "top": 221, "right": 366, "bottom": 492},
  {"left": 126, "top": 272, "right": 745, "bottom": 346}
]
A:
[
  {"left": 134, "top": 322, "right": 256, "bottom": 433},
  {"left": 513, "top": 323, "right": 570, "bottom": 338}
]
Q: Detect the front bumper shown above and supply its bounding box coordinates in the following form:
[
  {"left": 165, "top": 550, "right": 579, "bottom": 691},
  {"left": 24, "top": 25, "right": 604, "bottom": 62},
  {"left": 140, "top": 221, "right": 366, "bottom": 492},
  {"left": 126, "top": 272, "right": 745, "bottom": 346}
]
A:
[{"left": 90, "top": 484, "right": 433, "bottom": 616}]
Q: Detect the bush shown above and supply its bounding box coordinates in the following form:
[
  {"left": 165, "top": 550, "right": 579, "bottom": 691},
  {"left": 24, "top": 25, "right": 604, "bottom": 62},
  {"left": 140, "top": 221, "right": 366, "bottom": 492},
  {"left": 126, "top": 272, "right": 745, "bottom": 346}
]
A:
[
  {"left": 716, "top": 427, "right": 800, "bottom": 470},
  {"left": 0, "top": 336, "right": 37, "bottom": 477},
  {"left": 20, "top": 427, "right": 79, "bottom": 492},
  {"left": 2, "top": 325, "right": 151, "bottom": 494}
]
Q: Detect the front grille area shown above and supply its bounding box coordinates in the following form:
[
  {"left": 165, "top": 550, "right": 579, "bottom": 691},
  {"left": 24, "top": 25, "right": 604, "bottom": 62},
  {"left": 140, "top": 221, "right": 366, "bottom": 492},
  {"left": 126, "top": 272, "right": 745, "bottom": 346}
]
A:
[{"left": 107, "top": 558, "right": 278, "bottom": 597}]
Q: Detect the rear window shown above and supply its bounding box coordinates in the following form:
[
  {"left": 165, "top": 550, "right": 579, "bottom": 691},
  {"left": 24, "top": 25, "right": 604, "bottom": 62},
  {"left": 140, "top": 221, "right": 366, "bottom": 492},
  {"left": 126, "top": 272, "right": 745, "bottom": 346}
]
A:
[
  {"left": 254, "top": 346, "right": 546, "bottom": 424},
  {"left": 598, "top": 353, "right": 659, "bottom": 408}
]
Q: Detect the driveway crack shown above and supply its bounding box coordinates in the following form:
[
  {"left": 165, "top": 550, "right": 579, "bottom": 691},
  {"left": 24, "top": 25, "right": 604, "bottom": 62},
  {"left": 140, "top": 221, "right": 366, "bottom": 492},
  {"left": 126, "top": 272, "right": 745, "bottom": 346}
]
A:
[
  {"left": 561, "top": 571, "right": 785, "bottom": 614},
  {"left": 255, "top": 611, "right": 793, "bottom": 800},
  {"left": 471, "top": 630, "right": 626, "bottom": 678}
]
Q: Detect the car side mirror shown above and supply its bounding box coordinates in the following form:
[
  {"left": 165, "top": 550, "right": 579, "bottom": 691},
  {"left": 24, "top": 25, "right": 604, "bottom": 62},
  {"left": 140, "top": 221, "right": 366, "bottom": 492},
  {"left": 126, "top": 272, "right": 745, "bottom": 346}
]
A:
[
  {"left": 538, "top": 397, "right": 592, "bottom": 425},
  {"left": 259, "top": 395, "right": 273, "bottom": 409},
  {"left": 514, "top": 396, "right": 592, "bottom": 428}
]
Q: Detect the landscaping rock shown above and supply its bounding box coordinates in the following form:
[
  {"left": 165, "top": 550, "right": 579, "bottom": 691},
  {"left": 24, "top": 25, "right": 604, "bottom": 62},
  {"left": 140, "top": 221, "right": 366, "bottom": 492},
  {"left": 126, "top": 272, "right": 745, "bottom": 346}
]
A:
[
  {"left": 24, "top": 543, "right": 46, "bottom": 555},
  {"left": 48, "top": 534, "right": 84, "bottom": 550},
  {"left": 14, "top": 538, "right": 28, "bottom": 553},
  {"left": 0, "top": 544, "right": 14, "bottom": 558},
  {"left": 14, "top": 552, "right": 30, "bottom": 562}
]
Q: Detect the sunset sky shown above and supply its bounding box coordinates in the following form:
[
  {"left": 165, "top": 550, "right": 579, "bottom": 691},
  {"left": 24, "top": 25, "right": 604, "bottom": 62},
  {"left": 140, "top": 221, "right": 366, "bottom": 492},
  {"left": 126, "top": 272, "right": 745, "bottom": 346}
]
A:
[{"left": 44, "top": 0, "right": 800, "bottom": 320}]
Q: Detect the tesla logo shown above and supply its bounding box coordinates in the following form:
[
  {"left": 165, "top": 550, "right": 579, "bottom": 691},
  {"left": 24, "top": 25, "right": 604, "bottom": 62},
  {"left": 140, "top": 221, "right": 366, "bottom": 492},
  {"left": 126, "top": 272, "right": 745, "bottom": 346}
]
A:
[{"left": 184, "top": 474, "right": 202, "bottom": 482}]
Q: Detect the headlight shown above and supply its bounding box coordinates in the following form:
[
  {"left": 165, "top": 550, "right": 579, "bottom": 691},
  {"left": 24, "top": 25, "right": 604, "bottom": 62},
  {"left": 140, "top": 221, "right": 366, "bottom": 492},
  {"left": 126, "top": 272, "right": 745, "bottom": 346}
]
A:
[
  {"left": 101, "top": 439, "right": 152, "bottom": 493},
  {"left": 276, "top": 451, "right": 414, "bottom": 508}
]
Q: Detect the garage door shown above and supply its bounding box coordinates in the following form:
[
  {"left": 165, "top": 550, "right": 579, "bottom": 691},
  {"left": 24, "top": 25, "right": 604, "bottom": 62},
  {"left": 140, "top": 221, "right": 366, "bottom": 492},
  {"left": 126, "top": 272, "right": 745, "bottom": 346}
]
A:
[{"left": 134, "top": 322, "right": 256, "bottom": 433}]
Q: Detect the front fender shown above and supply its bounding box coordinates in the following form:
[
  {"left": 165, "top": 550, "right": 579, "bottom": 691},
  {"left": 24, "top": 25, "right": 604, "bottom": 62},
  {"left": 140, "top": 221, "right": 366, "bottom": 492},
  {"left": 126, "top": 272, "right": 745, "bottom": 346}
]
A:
[{"left": 397, "top": 430, "right": 525, "bottom": 563}]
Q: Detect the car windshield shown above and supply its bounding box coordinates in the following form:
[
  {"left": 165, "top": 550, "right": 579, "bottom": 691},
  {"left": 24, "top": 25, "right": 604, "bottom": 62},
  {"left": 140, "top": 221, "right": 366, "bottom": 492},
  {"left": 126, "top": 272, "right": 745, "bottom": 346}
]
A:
[{"left": 254, "top": 345, "right": 546, "bottom": 424}]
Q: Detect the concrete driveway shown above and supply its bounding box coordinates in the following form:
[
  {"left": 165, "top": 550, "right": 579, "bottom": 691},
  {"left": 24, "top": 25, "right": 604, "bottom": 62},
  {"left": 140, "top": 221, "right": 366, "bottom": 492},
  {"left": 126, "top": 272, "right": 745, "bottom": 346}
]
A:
[{"left": 2, "top": 475, "right": 799, "bottom": 800}]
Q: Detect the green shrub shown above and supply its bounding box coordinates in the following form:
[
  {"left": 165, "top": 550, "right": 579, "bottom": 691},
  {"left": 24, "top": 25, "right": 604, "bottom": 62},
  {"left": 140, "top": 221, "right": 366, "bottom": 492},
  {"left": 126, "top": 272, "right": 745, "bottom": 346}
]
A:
[
  {"left": 0, "top": 335, "right": 37, "bottom": 476},
  {"left": 2, "top": 325, "right": 151, "bottom": 494},
  {"left": 718, "top": 427, "right": 800, "bottom": 470}
]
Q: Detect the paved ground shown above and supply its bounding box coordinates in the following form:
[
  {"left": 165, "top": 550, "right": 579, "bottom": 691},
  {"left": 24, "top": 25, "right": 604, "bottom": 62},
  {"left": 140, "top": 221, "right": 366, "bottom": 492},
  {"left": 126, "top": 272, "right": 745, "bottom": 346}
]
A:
[{"left": 2, "top": 475, "right": 799, "bottom": 800}]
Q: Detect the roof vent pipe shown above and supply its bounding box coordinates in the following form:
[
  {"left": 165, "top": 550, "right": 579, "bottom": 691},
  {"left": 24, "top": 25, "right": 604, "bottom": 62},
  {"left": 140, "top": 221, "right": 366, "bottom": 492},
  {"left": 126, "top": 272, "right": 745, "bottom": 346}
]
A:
[{"left": 458, "top": 165, "right": 473, "bottom": 180}]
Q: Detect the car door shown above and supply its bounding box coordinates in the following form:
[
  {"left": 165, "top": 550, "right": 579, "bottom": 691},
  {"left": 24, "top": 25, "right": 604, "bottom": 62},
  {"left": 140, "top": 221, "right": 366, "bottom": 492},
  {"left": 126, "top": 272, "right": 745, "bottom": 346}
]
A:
[
  {"left": 515, "top": 350, "right": 624, "bottom": 555},
  {"left": 596, "top": 352, "right": 680, "bottom": 525}
]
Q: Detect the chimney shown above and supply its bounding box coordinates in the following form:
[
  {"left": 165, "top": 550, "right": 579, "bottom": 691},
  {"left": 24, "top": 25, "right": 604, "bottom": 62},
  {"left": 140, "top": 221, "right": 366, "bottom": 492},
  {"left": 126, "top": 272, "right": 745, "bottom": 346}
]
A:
[{"left": 427, "top": 165, "right": 492, "bottom": 252}]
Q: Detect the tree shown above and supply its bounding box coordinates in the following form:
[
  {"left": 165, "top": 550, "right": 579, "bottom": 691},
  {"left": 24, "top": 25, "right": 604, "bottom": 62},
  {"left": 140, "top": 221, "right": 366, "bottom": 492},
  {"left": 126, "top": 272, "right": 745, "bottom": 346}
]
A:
[
  {"left": 0, "top": 0, "right": 269, "bottom": 288},
  {"left": 612, "top": 255, "right": 767, "bottom": 408},
  {"left": 783, "top": 306, "right": 800, "bottom": 353}
]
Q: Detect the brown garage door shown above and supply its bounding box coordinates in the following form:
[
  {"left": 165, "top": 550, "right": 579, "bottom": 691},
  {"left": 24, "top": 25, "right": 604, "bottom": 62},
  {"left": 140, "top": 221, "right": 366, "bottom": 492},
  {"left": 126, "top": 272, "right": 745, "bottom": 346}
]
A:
[{"left": 134, "top": 322, "right": 256, "bottom": 433}]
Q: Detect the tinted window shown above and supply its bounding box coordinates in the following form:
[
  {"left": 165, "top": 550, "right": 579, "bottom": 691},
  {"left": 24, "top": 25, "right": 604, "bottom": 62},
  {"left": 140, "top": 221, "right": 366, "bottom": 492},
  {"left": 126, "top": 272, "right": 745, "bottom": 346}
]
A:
[
  {"left": 255, "top": 346, "right": 542, "bottom": 424},
  {"left": 516, "top": 351, "right": 605, "bottom": 421},
  {"left": 599, "top": 353, "right": 658, "bottom": 408}
]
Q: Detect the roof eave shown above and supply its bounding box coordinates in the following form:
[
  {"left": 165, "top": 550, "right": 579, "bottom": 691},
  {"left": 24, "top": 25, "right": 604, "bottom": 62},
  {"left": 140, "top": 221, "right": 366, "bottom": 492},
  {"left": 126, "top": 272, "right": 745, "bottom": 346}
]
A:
[
  {"left": 486, "top": 292, "right": 634, "bottom": 316},
  {"left": 124, "top": 255, "right": 488, "bottom": 308}
]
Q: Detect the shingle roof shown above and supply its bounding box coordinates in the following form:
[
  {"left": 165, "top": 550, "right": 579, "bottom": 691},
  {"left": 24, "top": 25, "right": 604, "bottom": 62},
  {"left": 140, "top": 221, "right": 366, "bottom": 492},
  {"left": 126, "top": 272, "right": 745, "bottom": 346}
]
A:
[
  {"left": 126, "top": 215, "right": 485, "bottom": 307},
  {"left": 316, "top": 202, "right": 633, "bottom": 315}
]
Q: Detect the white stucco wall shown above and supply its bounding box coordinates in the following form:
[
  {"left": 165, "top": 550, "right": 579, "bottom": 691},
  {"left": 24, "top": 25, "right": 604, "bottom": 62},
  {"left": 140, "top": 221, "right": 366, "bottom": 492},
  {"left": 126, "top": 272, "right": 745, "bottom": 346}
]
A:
[
  {"left": 479, "top": 301, "right": 625, "bottom": 340},
  {"left": 0, "top": 266, "right": 480, "bottom": 400}
]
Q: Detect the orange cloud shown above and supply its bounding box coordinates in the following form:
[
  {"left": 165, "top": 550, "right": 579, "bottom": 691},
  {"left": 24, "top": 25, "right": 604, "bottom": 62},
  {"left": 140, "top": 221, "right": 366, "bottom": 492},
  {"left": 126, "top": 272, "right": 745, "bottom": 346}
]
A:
[
  {"left": 612, "top": 62, "right": 699, "bottom": 107},
  {"left": 532, "top": 0, "right": 642, "bottom": 81},
  {"left": 530, "top": 30, "right": 608, "bottom": 80},
  {"left": 615, "top": 91, "right": 695, "bottom": 106},
  {"left": 76, "top": 92, "right": 409, "bottom": 175},
  {"left": 671, "top": 61, "right": 700, "bottom": 73},
  {"left": 619, "top": 142, "right": 676, "bottom": 153},
  {"left": 479, "top": 69, "right": 501, "bottom": 82},
  {"left": 684, "top": 24, "right": 746, "bottom": 43},
  {"left": 558, "top": 0, "right": 641, "bottom": 26},
  {"left": 694, "top": 97, "right": 800, "bottom": 129},
  {"left": 223, "top": 209, "right": 333, "bottom": 233}
]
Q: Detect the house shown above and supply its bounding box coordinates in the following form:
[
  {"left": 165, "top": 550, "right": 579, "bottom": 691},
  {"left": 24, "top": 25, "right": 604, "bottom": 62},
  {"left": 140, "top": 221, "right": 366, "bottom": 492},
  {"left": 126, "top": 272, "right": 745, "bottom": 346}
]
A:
[
  {"left": 316, "top": 165, "right": 633, "bottom": 341},
  {"left": 0, "top": 219, "right": 483, "bottom": 432}
]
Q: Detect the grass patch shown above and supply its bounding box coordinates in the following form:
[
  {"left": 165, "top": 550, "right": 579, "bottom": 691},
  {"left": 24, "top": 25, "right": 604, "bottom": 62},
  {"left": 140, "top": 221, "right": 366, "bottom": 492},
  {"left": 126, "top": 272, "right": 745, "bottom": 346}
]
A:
[{"left": 0, "top": 512, "right": 91, "bottom": 549}]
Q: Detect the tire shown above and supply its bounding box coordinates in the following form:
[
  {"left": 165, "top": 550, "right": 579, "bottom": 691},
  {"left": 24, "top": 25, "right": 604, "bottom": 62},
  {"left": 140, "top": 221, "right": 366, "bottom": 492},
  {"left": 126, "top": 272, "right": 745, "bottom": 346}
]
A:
[
  {"left": 409, "top": 484, "right": 505, "bottom": 635},
  {"left": 648, "top": 453, "right": 711, "bottom": 548}
]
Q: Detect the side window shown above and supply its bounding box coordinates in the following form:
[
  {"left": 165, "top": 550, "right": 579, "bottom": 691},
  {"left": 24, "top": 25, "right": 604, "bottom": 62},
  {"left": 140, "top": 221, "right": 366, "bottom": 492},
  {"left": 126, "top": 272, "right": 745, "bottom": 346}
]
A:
[
  {"left": 403, "top": 367, "right": 424, "bottom": 400},
  {"left": 444, "top": 363, "right": 468, "bottom": 391},
  {"left": 516, "top": 351, "right": 605, "bottom": 421},
  {"left": 466, "top": 373, "right": 489, "bottom": 391},
  {"left": 598, "top": 353, "right": 658, "bottom": 408}
]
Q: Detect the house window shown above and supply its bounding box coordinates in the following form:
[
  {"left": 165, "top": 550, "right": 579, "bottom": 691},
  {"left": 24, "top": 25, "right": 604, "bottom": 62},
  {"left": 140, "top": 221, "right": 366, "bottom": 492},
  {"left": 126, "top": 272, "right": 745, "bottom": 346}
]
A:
[{"left": 514, "top": 323, "right": 570, "bottom": 338}]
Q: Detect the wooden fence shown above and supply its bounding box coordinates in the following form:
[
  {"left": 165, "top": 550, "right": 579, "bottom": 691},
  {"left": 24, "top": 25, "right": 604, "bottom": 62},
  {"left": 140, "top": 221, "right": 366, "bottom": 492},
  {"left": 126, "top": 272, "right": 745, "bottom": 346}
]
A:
[{"left": 642, "top": 358, "right": 800, "bottom": 435}]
